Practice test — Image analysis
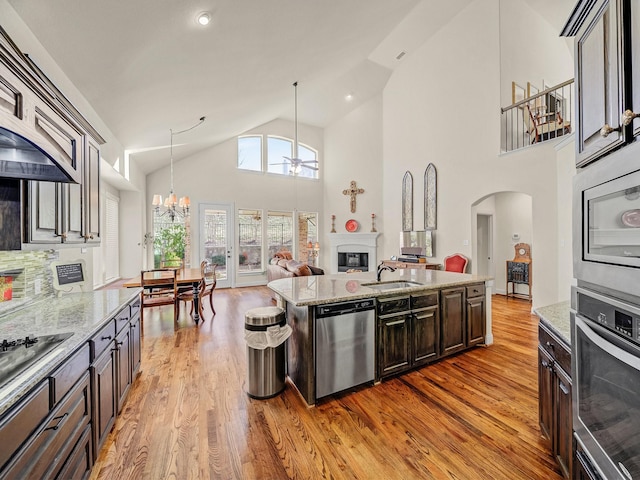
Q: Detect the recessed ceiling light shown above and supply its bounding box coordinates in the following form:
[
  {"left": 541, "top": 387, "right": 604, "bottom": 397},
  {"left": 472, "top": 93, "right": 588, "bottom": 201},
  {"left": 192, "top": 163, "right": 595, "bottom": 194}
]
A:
[
  {"left": 345, "top": 93, "right": 354, "bottom": 102},
  {"left": 197, "top": 12, "right": 211, "bottom": 26}
]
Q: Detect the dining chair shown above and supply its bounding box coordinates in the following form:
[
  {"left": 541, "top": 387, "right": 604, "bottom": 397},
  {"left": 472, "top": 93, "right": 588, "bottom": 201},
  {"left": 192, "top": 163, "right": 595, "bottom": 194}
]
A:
[
  {"left": 140, "top": 268, "right": 178, "bottom": 324},
  {"left": 178, "top": 260, "right": 217, "bottom": 319},
  {"left": 443, "top": 253, "right": 469, "bottom": 273}
]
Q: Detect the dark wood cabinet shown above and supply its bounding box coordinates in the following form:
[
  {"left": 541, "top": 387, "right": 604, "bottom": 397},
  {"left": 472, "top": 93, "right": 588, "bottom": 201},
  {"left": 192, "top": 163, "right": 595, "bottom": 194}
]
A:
[
  {"left": 84, "top": 137, "right": 101, "bottom": 244},
  {"left": 1, "top": 373, "right": 92, "bottom": 480},
  {"left": 91, "top": 342, "right": 116, "bottom": 456},
  {"left": 466, "top": 284, "right": 486, "bottom": 347},
  {"left": 412, "top": 305, "right": 439, "bottom": 366},
  {"left": 378, "top": 298, "right": 411, "bottom": 378},
  {"left": 115, "top": 325, "right": 132, "bottom": 413},
  {"left": 130, "top": 315, "right": 142, "bottom": 378},
  {"left": 378, "top": 292, "right": 441, "bottom": 379},
  {"left": 562, "top": 0, "right": 640, "bottom": 167},
  {"left": 24, "top": 135, "right": 101, "bottom": 245},
  {"left": 538, "top": 322, "right": 572, "bottom": 479},
  {"left": 441, "top": 287, "right": 466, "bottom": 357},
  {"left": 0, "top": 26, "right": 104, "bottom": 246}
]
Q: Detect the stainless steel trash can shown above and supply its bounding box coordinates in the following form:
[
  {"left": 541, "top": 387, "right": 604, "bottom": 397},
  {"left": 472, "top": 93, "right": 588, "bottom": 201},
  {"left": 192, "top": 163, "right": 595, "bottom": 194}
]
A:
[{"left": 245, "top": 306, "right": 286, "bottom": 399}]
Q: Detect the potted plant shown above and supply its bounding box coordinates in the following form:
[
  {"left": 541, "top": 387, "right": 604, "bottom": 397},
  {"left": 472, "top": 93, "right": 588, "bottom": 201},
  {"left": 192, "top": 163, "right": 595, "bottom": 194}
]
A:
[{"left": 154, "top": 224, "right": 186, "bottom": 267}]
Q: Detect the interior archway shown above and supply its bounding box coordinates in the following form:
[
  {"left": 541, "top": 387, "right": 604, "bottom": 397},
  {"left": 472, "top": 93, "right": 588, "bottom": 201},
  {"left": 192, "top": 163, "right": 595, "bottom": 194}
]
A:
[{"left": 471, "top": 191, "right": 533, "bottom": 299}]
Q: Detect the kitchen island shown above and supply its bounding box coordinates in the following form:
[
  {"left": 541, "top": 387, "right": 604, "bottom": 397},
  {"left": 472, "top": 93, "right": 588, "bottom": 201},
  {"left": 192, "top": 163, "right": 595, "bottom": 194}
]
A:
[{"left": 268, "top": 269, "right": 493, "bottom": 405}]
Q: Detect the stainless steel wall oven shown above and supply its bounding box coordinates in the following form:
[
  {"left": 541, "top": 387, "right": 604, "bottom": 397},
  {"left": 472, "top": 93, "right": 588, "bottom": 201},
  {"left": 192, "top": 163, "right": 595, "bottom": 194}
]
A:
[{"left": 572, "top": 286, "right": 640, "bottom": 480}]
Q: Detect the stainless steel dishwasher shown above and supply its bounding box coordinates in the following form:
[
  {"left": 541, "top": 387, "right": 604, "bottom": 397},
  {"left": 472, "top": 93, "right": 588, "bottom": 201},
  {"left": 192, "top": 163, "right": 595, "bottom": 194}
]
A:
[{"left": 315, "top": 298, "right": 376, "bottom": 399}]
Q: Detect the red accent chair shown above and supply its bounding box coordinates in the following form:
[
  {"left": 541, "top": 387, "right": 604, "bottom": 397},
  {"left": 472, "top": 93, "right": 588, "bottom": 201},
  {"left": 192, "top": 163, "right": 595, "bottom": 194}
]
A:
[{"left": 443, "top": 253, "right": 469, "bottom": 273}]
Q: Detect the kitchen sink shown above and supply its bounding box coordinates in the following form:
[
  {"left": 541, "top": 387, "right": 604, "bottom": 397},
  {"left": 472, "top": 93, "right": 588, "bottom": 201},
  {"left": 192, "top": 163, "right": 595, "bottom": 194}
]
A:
[
  {"left": 0, "top": 332, "right": 73, "bottom": 389},
  {"left": 362, "top": 281, "right": 423, "bottom": 291}
]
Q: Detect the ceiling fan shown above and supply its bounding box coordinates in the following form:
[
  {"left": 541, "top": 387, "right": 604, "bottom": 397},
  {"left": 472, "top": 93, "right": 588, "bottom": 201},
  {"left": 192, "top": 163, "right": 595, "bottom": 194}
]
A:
[{"left": 272, "top": 82, "right": 319, "bottom": 174}]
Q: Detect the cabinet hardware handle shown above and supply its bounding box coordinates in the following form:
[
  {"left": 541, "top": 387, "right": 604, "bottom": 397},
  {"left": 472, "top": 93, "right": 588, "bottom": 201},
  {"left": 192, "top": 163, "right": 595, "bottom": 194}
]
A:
[
  {"left": 559, "top": 382, "right": 569, "bottom": 395},
  {"left": 545, "top": 341, "right": 554, "bottom": 350},
  {"left": 116, "top": 341, "right": 124, "bottom": 346},
  {"left": 600, "top": 124, "right": 621, "bottom": 137},
  {"left": 84, "top": 234, "right": 94, "bottom": 240},
  {"left": 101, "top": 335, "right": 112, "bottom": 341},
  {"left": 45, "top": 412, "right": 69, "bottom": 431},
  {"left": 622, "top": 109, "right": 640, "bottom": 126}
]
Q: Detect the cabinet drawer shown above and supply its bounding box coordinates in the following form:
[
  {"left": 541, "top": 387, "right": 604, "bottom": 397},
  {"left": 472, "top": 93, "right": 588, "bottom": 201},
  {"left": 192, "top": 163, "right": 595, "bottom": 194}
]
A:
[
  {"left": 539, "top": 324, "right": 571, "bottom": 375},
  {"left": 50, "top": 343, "right": 90, "bottom": 407},
  {"left": 114, "top": 305, "right": 131, "bottom": 333},
  {"left": 466, "top": 284, "right": 484, "bottom": 298},
  {"left": 377, "top": 296, "right": 410, "bottom": 315},
  {"left": 410, "top": 292, "right": 438, "bottom": 309},
  {"left": 90, "top": 320, "right": 116, "bottom": 361},
  {"left": 129, "top": 298, "right": 141, "bottom": 319},
  {"left": 0, "top": 380, "right": 50, "bottom": 471},
  {"left": 2, "top": 372, "right": 91, "bottom": 480}
]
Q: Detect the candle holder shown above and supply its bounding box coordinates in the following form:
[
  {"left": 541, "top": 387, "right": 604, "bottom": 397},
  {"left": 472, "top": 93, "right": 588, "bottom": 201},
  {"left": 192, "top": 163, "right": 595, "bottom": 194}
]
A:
[
  {"left": 331, "top": 215, "right": 336, "bottom": 233},
  {"left": 371, "top": 213, "right": 377, "bottom": 232}
]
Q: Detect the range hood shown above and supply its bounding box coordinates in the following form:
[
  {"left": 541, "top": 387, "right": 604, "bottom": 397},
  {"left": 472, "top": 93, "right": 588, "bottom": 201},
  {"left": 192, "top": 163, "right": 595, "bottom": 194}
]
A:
[{"left": 0, "top": 125, "right": 80, "bottom": 183}]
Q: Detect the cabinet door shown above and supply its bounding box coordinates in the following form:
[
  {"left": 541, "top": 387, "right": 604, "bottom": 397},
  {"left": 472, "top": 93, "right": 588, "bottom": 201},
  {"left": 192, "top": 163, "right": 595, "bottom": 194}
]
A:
[
  {"left": 538, "top": 345, "right": 554, "bottom": 442},
  {"left": 554, "top": 365, "right": 573, "bottom": 479},
  {"left": 440, "top": 287, "right": 465, "bottom": 356},
  {"left": 91, "top": 346, "right": 116, "bottom": 457},
  {"left": 412, "top": 306, "right": 439, "bottom": 367},
  {"left": 379, "top": 313, "right": 410, "bottom": 378},
  {"left": 25, "top": 180, "right": 63, "bottom": 243},
  {"left": 575, "top": 0, "right": 626, "bottom": 167},
  {"left": 115, "top": 326, "right": 132, "bottom": 413},
  {"left": 84, "top": 137, "right": 100, "bottom": 243},
  {"left": 130, "top": 316, "right": 141, "bottom": 378},
  {"left": 466, "top": 295, "right": 486, "bottom": 347},
  {"left": 61, "top": 180, "right": 85, "bottom": 243}
]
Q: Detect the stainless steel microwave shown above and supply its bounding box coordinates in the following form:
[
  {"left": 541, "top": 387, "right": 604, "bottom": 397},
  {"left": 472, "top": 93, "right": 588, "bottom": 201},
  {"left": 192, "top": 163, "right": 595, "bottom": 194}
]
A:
[{"left": 573, "top": 147, "right": 640, "bottom": 302}]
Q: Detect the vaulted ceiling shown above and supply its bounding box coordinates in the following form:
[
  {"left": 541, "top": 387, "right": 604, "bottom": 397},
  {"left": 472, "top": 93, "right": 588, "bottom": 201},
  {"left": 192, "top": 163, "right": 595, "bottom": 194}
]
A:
[{"left": 6, "top": 0, "right": 575, "bottom": 174}]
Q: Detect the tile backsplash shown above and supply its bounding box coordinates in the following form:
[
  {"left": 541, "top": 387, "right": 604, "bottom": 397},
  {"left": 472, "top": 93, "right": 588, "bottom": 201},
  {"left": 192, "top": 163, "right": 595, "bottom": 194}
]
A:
[{"left": 0, "top": 250, "right": 59, "bottom": 316}]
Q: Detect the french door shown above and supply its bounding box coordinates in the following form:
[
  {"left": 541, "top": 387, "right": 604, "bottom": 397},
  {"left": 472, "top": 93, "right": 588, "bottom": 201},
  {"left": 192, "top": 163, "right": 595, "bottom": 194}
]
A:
[{"left": 199, "top": 203, "right": 234, "bottom": 289}]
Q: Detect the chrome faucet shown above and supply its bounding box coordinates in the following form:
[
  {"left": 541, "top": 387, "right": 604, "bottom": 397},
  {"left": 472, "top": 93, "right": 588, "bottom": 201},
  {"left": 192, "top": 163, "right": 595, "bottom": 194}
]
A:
[{"left": 376, "top": 262, "right": 396, "bottom": 282}]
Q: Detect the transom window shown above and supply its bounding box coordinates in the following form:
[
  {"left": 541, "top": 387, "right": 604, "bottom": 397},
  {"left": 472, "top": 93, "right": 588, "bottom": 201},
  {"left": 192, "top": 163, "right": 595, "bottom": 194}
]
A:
[{"left": 238, "top": 134, "right": 318, "bottom": 179}]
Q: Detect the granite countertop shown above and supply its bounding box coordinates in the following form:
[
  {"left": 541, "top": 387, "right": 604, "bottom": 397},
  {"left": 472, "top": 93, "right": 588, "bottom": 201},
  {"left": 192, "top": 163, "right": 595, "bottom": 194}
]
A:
[
  {"left": 534, "top": 301, "right": 571, "bottom": 345},
  {"left": 0, "top": 288, "right": 141, "bottom": 416},
  {"left": 268, "top": 270, "right": 492, "bottom": 307}
]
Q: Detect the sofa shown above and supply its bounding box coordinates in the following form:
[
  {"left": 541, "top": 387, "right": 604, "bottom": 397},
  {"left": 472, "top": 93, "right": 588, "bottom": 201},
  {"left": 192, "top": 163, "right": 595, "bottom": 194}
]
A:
[{"left": 266, "top": 251, "right": 324, "bottom": 283}]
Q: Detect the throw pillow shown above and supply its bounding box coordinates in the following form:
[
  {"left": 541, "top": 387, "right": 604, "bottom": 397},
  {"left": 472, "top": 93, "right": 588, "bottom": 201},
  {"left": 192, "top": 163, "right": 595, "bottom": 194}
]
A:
[{"left": 285, "top": 260, "right": 312, "bottom": 276}]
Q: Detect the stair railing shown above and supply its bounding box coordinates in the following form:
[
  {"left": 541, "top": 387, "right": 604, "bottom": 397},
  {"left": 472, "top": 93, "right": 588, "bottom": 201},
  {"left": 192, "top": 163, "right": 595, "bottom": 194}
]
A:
[{"left": 501, "top": 79, "right": 574, "bottom": 153}]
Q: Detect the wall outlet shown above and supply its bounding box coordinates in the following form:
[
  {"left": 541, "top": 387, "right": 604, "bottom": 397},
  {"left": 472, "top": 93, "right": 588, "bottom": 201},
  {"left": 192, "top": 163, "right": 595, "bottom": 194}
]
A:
[
  {"left": 81, "top": 247, "right": 87, "bottom": 254},
  {"left": 463, "top": 239, "right": 469, "bottom": 246},
  {"left": 34, "top": 278, "right": 42, "bottom": 295}
]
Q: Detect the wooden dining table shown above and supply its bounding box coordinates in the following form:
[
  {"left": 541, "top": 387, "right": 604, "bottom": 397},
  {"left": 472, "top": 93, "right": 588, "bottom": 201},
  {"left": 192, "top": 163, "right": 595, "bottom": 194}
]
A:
[{"left": 123, "top": 267, "right": 203, "bottom": 323}]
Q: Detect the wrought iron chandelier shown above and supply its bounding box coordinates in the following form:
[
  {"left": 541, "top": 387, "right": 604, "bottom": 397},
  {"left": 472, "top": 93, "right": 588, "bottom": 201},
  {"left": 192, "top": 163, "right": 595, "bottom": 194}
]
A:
[{"left": 152, "top": 116, "right": 205, "bottom": 221}]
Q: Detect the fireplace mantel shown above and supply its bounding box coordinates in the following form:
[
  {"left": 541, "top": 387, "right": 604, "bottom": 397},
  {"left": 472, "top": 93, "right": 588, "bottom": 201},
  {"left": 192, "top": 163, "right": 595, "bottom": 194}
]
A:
[{"left": 328, "top": 232, "right": 380, "bottom": 274}]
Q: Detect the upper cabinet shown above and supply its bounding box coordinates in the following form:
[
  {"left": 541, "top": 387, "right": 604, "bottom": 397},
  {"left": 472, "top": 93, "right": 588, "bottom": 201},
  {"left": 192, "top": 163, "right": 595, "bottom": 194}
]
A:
[
  {"left": 0, "top": 26, "right": 104, "bottom": 246},
  {"left": 562, "top": 0, "right": 640, "bottom": 167}
]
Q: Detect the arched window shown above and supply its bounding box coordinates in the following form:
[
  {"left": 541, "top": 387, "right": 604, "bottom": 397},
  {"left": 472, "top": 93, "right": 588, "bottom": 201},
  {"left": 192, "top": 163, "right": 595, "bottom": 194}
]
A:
[{"left": 237, "top": 134, "right": 318, "bottom": 179}]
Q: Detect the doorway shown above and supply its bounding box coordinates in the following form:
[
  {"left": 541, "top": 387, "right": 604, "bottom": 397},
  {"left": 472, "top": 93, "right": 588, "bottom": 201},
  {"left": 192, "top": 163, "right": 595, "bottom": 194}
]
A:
[
  {"left": 476, "top": 214, "right": 493, "bottom": 278},
  {"left": 199, "top": 203, "right": 234, "bottom": 289}
]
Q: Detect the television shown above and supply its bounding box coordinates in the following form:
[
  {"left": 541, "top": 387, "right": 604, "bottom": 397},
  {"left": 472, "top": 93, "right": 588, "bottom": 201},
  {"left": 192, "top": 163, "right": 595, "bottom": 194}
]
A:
[{"left": 399, "top": 231, "right": 434, "bottom": 257}]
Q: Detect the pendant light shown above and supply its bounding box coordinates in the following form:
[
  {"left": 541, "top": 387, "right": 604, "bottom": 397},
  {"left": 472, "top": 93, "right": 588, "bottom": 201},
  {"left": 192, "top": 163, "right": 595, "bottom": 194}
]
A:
[{"left": 152, "top": 116, "right": 205, "bottom": 221}]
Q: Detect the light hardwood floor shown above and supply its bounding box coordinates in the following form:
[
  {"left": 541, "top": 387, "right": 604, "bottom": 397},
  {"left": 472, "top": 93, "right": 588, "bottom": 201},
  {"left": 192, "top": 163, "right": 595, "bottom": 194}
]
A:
[{"left": 90, "top": 287, "right": 563, "bottom": 480}]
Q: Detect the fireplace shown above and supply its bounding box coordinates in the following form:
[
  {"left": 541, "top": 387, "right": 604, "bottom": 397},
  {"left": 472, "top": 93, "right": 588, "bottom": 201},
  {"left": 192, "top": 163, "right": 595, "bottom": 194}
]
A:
[
  {"left": 337, "top": 252, "right": 368, "bottom": 272},
  {"left": 328, "top": 233, "right": 380, "bottom": 274}
]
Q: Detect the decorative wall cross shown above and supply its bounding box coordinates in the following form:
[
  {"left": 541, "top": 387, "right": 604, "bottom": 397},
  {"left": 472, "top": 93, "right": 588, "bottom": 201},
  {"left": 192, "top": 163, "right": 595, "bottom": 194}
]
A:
[{"left": 342, "top": 180, "right": 364, "bottom": 213}]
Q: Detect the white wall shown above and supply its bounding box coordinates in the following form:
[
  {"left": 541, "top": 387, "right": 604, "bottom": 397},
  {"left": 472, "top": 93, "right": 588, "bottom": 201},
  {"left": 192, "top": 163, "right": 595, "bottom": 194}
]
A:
[
  {"left": 499, "top": 0, "right": 575, "bottom": 106},
  {"left": 379, "top": 0, "right": 569, "bottom": 308},
  {"left": 323, "top": 95, "right": 384, "bottom": 260}
]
